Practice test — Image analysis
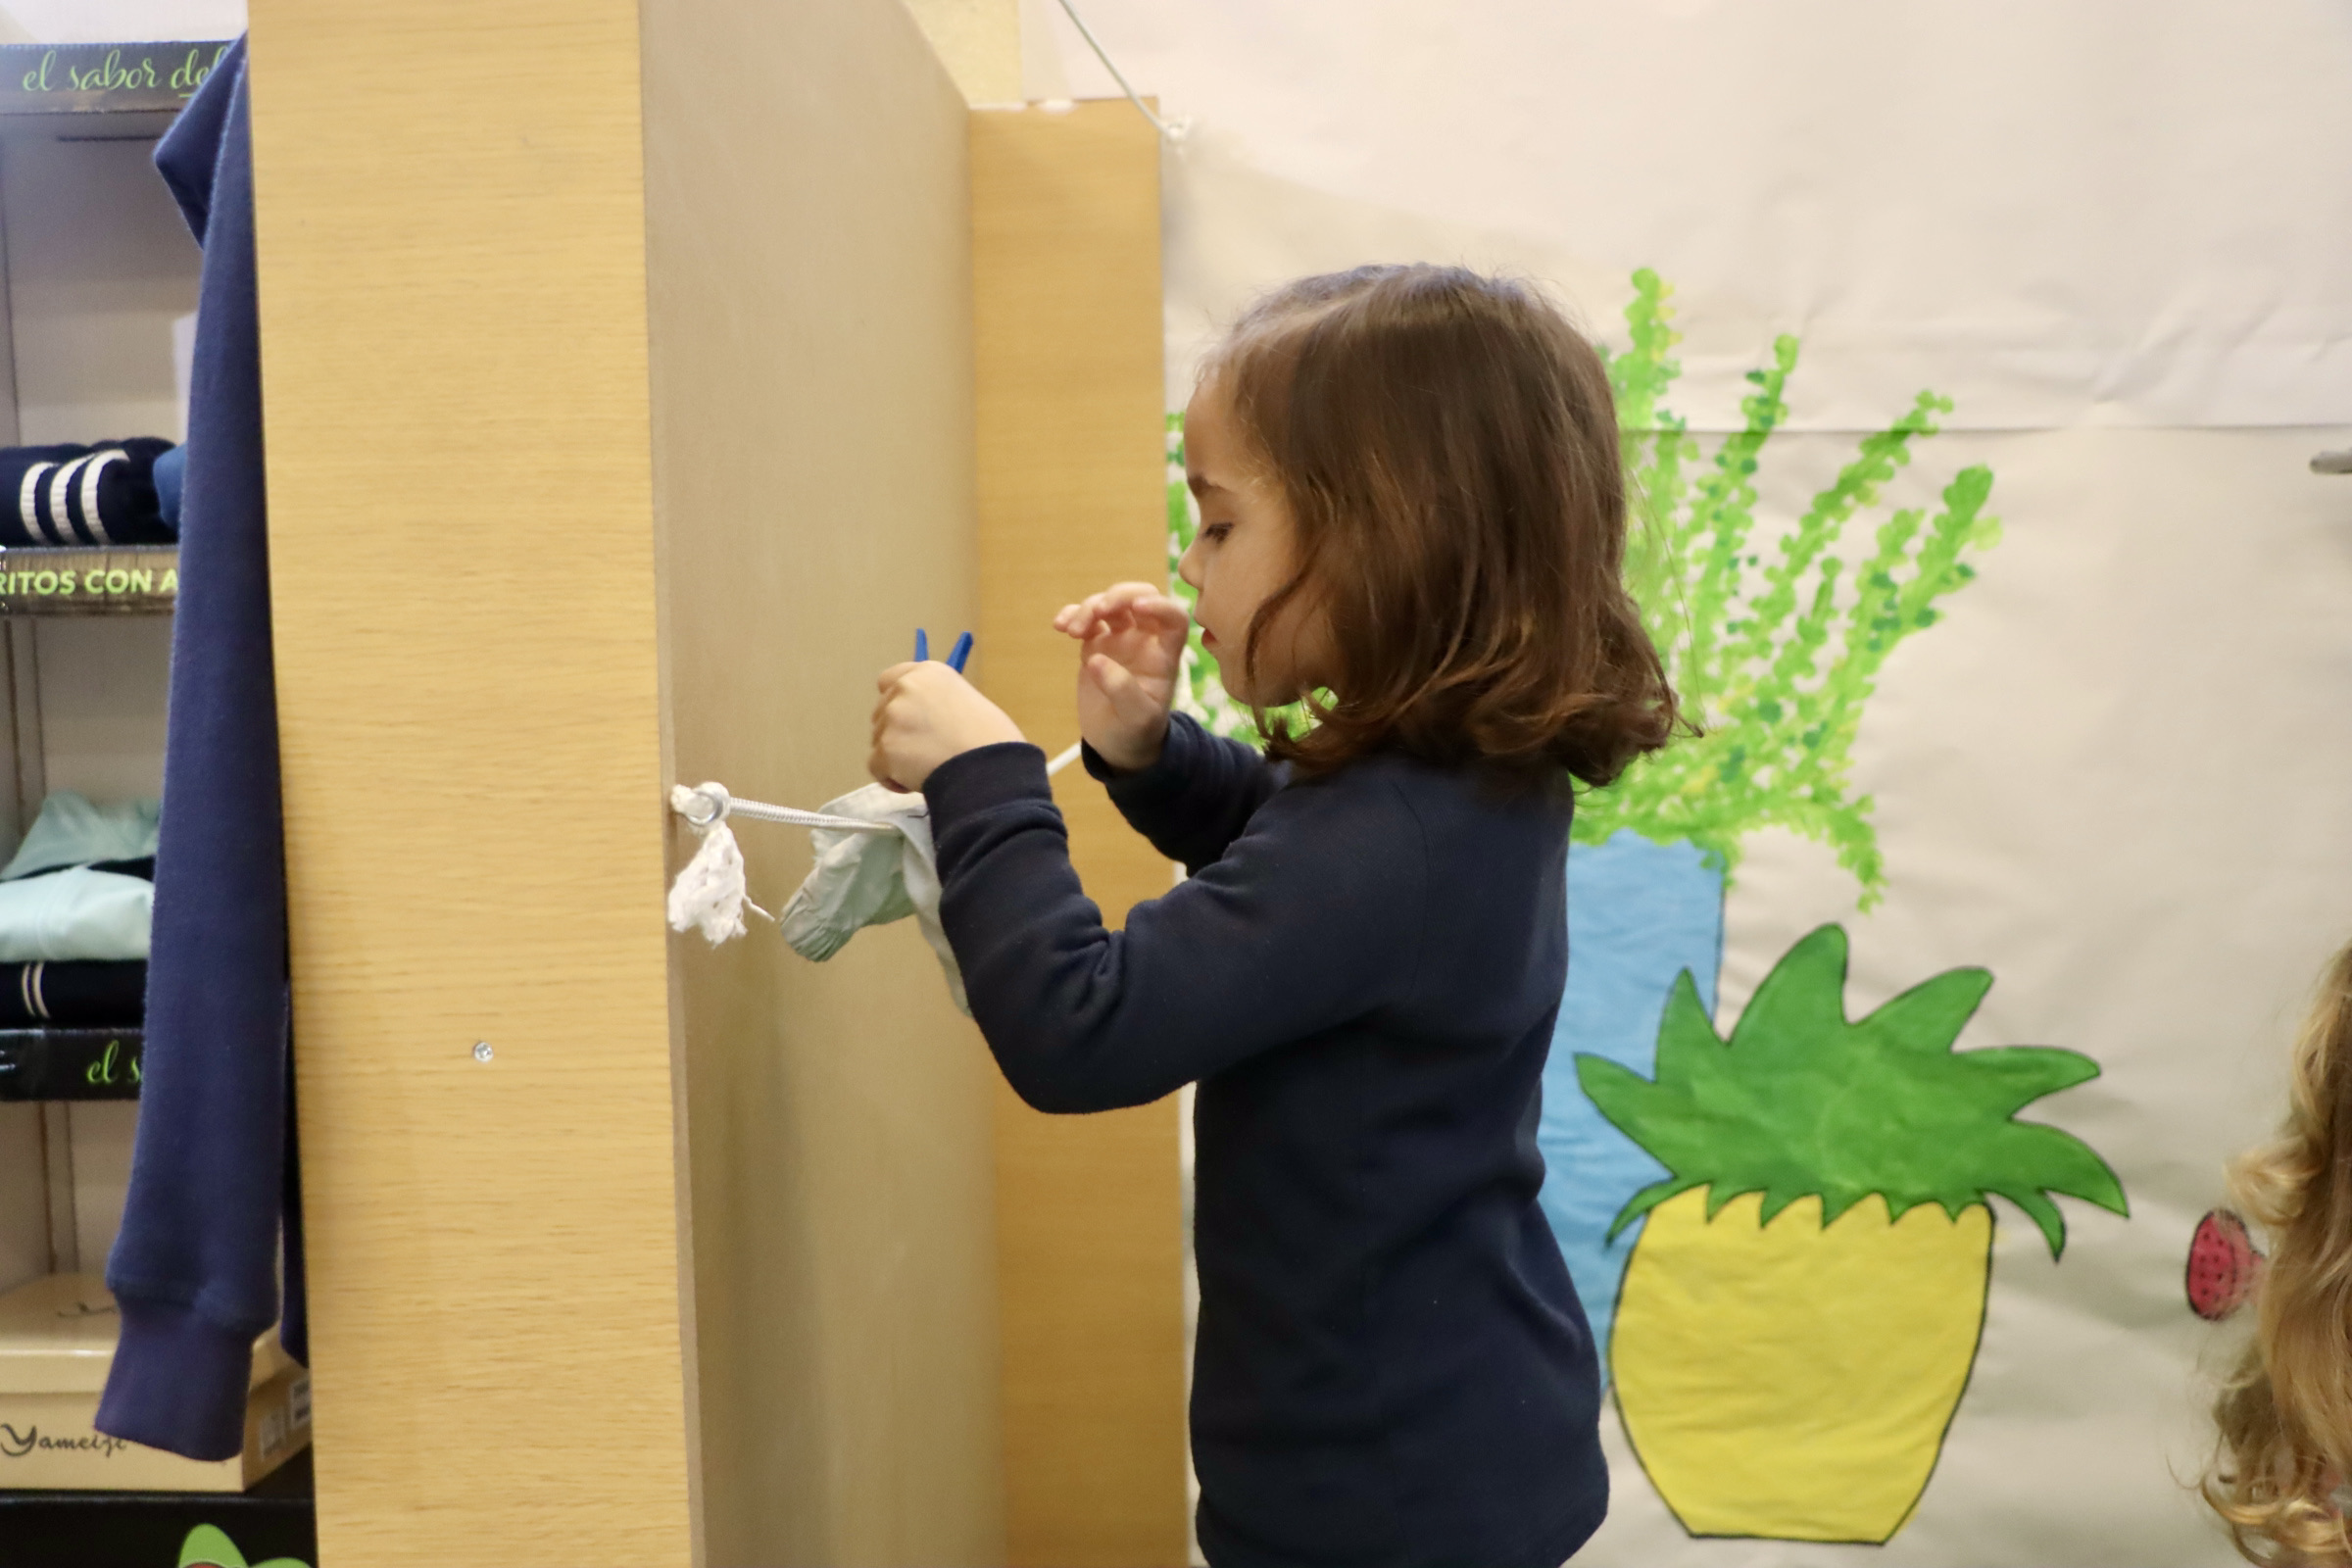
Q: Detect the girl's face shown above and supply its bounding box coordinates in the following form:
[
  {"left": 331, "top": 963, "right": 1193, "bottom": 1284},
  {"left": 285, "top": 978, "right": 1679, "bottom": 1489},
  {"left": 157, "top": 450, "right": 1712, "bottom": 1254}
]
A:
[{"left": 1178, "top": 379, "right": 1324, "bottom": 707}]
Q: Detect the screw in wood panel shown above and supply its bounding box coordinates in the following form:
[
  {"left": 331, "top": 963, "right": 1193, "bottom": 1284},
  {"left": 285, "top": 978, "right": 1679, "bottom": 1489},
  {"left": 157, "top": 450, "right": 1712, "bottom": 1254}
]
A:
[{"left": 472, "top": 1041, "right": 494, "bottom": 1063}]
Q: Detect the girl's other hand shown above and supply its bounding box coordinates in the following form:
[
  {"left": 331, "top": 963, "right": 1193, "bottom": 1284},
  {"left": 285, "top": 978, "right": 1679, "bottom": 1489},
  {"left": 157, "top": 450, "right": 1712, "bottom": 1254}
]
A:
[
  {"left": 870, "top": 662, "right": 1026, "bottom": 792},
  {"left": 1053, "top": 582, "right": 1188, "bottom": 772}
]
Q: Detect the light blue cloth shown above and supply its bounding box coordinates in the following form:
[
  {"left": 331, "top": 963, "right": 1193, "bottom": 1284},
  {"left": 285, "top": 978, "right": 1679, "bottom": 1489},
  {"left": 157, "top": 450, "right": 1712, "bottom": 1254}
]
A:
[
  {"left": 0, "top": 866, "right": 153, "bottom": 960},
  {"left": 3, "top": 792, "right": 161, "bottom": 880}
]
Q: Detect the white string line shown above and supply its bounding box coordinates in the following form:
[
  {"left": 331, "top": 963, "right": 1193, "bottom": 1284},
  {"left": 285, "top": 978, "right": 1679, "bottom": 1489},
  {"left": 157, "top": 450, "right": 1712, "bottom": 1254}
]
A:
[
  {"left": 729, "top": 799, "right": 899, "bottom": 834},
  {"left": 1052, "top": 0, "right": 1185, "bottom": 142},
  {"left": 673, "top": 745, "right": 1086, "bottom": 834}
]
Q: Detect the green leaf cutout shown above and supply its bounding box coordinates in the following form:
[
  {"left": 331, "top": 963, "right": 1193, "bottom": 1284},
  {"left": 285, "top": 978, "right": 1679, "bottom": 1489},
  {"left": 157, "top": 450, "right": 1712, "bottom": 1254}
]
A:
[
  {"left": 1576, "top": 925, "right": 2126, "bottom": 1256},
  {"left": 179, "top": 1522, "right": 311, "bottom": 1568}
]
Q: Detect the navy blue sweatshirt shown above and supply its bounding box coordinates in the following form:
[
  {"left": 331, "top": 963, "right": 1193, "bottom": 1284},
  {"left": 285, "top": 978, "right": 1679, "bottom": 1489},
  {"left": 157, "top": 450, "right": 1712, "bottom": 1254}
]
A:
[
  {"left": 97, "top": 37, "right": 305, "bottom": 1463},
  {"left": 924, "top": 712, "right": 1606, "bottom": 1568}
]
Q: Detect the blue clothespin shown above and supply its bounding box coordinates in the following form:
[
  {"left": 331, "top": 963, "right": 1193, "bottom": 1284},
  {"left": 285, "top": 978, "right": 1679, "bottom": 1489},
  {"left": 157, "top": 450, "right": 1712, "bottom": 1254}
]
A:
[{"left": 915, "top": 628, "right": 974, "bottom": 673}]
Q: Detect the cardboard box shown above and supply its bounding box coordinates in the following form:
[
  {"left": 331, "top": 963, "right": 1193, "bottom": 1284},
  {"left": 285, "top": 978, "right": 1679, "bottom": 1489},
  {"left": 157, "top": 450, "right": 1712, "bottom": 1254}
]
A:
[{"left": 0, "top": 1273, "right": 310, "bottom": 1491}]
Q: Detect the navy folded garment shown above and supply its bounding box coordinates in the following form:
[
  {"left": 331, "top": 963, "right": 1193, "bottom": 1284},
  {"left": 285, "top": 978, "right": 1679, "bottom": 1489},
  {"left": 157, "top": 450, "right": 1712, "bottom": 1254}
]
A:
[
  {"left": 153, "top": 445, "right": 185, "bottom": 534},
  {"left": 0, "top": 960, "right": 145, "bottom": 1028},
  {"left": 0, "top": 439, "right": 177, "bottom": 548}
]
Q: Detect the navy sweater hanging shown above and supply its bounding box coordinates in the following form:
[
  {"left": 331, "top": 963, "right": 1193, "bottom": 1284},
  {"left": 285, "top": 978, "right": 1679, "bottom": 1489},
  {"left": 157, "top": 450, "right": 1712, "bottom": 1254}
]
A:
[{"left": 95, "top": 36, "right": 307, "bottom": 1464}]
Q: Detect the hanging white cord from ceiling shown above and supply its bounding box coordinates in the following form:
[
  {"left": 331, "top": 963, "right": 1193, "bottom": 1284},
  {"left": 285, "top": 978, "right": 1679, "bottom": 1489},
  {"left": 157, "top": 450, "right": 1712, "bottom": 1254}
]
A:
[{"left": 1052, "top": 0, "right": 1188, "bottom": 142}]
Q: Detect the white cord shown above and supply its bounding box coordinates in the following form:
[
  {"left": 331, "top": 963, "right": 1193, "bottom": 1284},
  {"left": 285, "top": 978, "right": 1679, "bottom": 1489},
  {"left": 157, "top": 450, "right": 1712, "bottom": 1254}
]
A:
[
  {"left": 1052, "top": 0, "right": 1187, "bottom": 142},
  {"left": 730, "top": 797, "right": 902, "bottom": 834},
  {"left": 667, "top": 744, "right": 1088, "bottom": 944},
  {"left": 675, "top": 743, "right": 1081, "bottom": 836},
  {"left": 673, "top": 782, "right": 897, "bottom": 835}
]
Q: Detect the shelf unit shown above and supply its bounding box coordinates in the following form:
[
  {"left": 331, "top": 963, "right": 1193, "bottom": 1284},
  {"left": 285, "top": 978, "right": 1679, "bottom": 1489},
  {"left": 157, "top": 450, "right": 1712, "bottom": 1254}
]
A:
[
  {"left": 0, "top": 540, "right": 172, "bottom": 1111},
  {"left": 0, "top": 545, "right": 176, "bottom": 617},
  {"left": 0, "top": 36, "right": 312, "bottom": 1554},
  {"left": 0, "top": 1449, "right": 315, "bottom": 1568},
  {"left": 0, "top": 1028, "right": 140, "bottom": 1101}
]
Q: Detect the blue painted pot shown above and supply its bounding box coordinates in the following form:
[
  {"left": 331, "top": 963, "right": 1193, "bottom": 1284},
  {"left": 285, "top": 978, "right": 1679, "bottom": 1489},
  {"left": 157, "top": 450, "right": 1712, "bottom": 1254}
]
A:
[{"left": 1537, "top": 830, "right": 1724, "bottom": 1369}]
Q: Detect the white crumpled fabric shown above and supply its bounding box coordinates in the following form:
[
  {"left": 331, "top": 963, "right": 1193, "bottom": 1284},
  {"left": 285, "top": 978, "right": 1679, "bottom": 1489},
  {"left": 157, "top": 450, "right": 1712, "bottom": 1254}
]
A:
[
  {"left": 776, "top": 784, "right": 967, "bottom": 1014},
  {"left": 666, "top": 785, "right": 765, "bottom": 945}
]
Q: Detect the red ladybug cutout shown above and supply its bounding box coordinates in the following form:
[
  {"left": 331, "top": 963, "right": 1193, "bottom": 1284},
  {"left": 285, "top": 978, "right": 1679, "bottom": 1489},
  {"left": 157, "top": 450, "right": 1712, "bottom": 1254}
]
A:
[{"left": 2187, "top": 1208, "right": 2263, "bottom": 1321}]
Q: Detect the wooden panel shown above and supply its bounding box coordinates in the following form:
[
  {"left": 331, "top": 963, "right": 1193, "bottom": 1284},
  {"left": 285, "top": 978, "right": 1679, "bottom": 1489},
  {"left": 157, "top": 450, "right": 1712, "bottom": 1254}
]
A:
[
  {"left": 971, "top": 102, "right": 1189, "bottom": 1567},
  {"left": 900, "top": 0, "right": 1022, "bottom": 105},
  {"left": 641, "top": 2, "right": 1005, "bottom": 1564},
  {"left": 247, "top": 5, "right": 689, "bottom": 1563}
]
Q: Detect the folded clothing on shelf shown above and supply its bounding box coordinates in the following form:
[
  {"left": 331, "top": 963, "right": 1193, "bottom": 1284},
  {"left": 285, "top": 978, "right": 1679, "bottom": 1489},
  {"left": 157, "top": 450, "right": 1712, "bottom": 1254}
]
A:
[
  {"left": 0, "top": 958, "right": 144, "bottom": 1027},
  {"left": 5, "top": 792, "right": 160, "bottom": 879},
  {"left": 0, "top": 438, "right": 179, "bottom": 548},
  {"left": 0, "top": 867, "right": 153, "bottom": 961},
  {"left": 0, "top": 793, "right": 161, "bottom": 962},
  {"left": 153, "top": 443, "right": 185, "bottom": 532}
]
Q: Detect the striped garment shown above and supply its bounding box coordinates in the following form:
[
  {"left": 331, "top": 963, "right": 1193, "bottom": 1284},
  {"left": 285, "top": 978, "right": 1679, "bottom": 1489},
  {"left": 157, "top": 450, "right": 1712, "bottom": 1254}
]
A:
[
  {"left": 0, "top": 438, "right": 177, "bottom": 547},
  {"left": 0, "top": 958, "right": 145, "bottom": 1028}
]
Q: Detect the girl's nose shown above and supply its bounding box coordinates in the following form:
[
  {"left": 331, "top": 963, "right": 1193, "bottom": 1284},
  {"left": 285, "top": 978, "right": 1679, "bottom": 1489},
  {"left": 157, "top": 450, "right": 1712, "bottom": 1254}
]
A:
[{"left": 1178, "top": 535, "right": 1206, "bottom": 591}]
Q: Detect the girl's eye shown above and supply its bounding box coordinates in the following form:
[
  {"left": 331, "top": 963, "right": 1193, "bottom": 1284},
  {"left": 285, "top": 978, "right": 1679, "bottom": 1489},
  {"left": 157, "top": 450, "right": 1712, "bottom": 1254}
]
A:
[{"left": 1202, "top": 522, "right": 1233, "bottom": 543}]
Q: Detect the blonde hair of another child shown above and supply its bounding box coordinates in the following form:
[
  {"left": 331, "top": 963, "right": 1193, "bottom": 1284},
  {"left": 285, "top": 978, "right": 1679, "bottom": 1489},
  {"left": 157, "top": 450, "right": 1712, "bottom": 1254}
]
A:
[{"left": 2207, "top": 941, "right": 2352, "bottom": 1563}]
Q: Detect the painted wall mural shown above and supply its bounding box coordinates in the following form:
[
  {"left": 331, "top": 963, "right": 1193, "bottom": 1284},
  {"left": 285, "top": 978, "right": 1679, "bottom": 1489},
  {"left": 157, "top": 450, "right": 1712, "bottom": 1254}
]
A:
[
  {"left": 1585, "top": 924, "right": 2122, "bottom": 1542},
  {"left": 1099, "top": 7, "right": 2352, "bottom": 1560},
  {"left": 1166, "top": 270, "right": 2131, "bottom": 1549},
  {"left": 1546, "top": 269, "right": 2008, "bottom": 1366},
  {"left": 1544, "top": 273, "right": 2122, "bottom": 1542}
]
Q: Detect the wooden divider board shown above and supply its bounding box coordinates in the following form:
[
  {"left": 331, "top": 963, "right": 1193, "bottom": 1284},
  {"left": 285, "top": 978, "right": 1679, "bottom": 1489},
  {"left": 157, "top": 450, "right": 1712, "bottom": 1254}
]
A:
[
  {"left": 249, "top": 1, "right": 690, "bottom": 1562},
  {"left": 643, "top": 1, "right": 1004, "bottom": 1563},
  {"left": 972, "top": 101, "right": 1191, "bottom": 1568},
  {"left": 258, "top": 3, "right": 1177, "bottom": 1556}
]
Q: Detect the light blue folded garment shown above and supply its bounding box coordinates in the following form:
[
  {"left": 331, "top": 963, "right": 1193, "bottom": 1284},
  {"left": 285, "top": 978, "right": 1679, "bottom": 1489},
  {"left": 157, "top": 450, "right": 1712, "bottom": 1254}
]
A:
[
  {"left": 3, "top": 792, "right": 161, "bottom": 880},
  {"left": 0, "top": 866, "right": 153, "bottom": 960}
]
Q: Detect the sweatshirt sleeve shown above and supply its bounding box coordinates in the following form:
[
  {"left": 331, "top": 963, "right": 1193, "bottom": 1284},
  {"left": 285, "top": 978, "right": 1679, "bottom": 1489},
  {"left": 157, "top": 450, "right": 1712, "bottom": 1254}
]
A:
[
  {"left": 924, "top": 742, "right": 1428, "bottom": 1113},
  {"left": 1082, "top": 711, "right": 1284, "bottom": 875},
  {"left": 96, "top": 39, "right": 297, "bottom": 1464}
]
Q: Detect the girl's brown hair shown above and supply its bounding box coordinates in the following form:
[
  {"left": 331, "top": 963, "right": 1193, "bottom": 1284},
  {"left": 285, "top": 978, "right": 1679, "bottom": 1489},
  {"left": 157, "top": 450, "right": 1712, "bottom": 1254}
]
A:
[
  {"left": 1205, "top": 264, "right": 1679, "bottom": 788},
  {"left": 2207, "top": 941, "right": 2352, "bottom": 1564}
]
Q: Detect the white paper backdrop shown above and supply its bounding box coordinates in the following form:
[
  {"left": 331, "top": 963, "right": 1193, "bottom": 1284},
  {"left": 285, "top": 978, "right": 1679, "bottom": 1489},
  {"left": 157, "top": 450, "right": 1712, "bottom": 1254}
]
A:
[{"left": 1033, "top": 4, "right": 2352, "bottom": 1562}]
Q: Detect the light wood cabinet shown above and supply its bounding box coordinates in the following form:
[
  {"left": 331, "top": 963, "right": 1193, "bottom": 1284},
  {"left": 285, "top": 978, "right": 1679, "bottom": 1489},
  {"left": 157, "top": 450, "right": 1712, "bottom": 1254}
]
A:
[{"left": 249, "top": 2, "right": 1184, "bottom": 1562}]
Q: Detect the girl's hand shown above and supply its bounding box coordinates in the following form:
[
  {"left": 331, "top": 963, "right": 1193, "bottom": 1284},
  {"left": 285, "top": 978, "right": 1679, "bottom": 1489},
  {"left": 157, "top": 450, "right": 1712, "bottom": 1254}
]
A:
[
  {"left": 1053, "top": 582, "right": 1189, "bottom": 772},
  {"left": 870, "top": 662, "right": 1026, "bottom": 792}
]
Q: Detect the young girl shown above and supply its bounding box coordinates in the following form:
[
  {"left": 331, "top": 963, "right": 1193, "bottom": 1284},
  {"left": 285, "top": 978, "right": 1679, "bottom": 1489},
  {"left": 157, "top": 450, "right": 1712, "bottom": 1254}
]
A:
[
  {"left": 2206, "top": 941, "right": 2352, "bottom": 1564},
  {"left": 870, "top": 265, "right": 1678, "bottom": 1567}
]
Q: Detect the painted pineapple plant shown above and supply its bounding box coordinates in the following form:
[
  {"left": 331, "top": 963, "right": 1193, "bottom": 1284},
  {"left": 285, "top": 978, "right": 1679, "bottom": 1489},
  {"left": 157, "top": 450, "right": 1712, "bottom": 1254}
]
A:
[
  {"left": 1540, "top": 268, "right": 2014, "bottom": 1376},
  {"left": 1579, "top": 925, "right": 2125, "bottom": 1542},
  {"left": 1552, "top": 270, "right": 2126, "bottom": 1541}
]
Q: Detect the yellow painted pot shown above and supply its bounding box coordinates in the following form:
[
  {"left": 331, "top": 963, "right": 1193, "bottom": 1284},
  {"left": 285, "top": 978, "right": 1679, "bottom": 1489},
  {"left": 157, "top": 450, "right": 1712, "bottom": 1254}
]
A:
[{"left": 1611, "top": 1188, "right": 1992, "bottom": 1543}]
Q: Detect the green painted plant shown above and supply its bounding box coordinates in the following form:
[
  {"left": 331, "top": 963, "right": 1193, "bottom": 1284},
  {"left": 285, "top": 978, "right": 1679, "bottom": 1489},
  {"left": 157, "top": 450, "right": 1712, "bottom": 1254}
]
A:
[
  {"left": 1587, "top": 270, "right": 2002, "bottom": 905},
  {"left": 1576, "top": 923, "right": 2127, "bottom": 1256},
  {"left": 1162, "top": 269, "right": 1999, "bottom": 852}
]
